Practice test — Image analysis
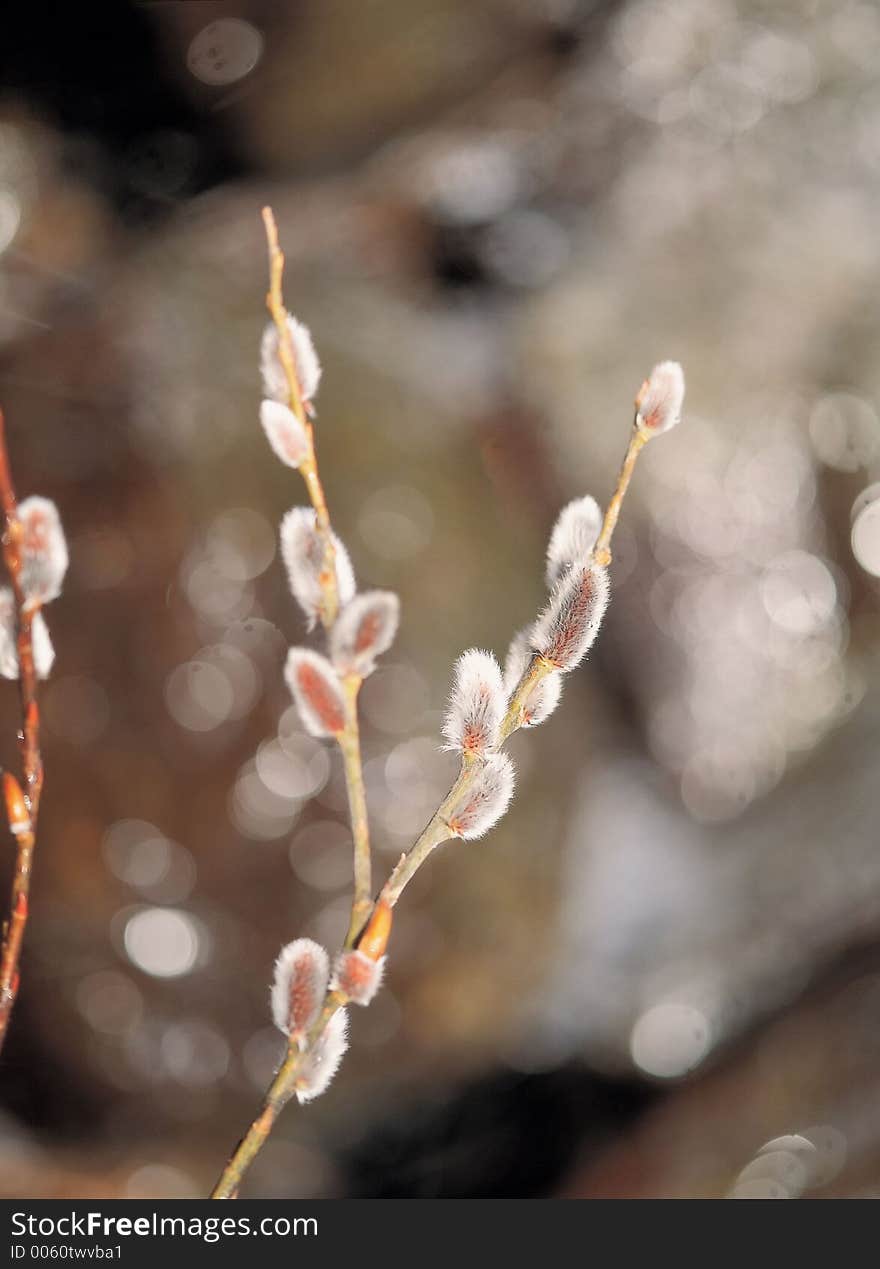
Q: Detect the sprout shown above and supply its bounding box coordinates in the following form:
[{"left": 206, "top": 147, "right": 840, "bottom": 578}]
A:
[
  {"left": 271, "top": 938, "right": 330, "bottom": 1041},
  {"left": 442, "top": 649, "right": 506, "bottom": 756},
  {"left": 330, "top": 591, "right": 400, "bottom": 678},
  {"left": 285, "top": 648, "right": 346, "bottom": 738}
]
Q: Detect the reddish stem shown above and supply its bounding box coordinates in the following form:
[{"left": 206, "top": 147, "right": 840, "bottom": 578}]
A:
[{"left": 0, "top": 409, "right": 44, "bottom": 1053}]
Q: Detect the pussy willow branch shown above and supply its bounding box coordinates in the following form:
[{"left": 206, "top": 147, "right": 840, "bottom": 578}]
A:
[
  {"left": 0, "top": 409, "right": 44, "bottom": 1054},
  {"left": 262, "top": 208, "right": 372, "bottom": 939},
  {"left": 383, "top": 464, "right": 637, "bottom": 907},
  {"left": 211, "top": 402, "right": 652, "bottom": 1199}
]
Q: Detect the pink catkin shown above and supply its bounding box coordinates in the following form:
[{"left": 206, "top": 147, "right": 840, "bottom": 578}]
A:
[
  {"left": 530, "top": 563, "right": 609, "bottom": 671},
  {"left": 297, "top": 661, "right": 345, "bottom": 733},
  {"left": 447, "top": 752, "right": 515, "bottom": 840},
  {"left": 635, "top": 361, "right": 685, "bottom": 435},
  {"left": 329, "top": 591, "right": 399, "bottom": 677},
  {"left": 332, "top": 950, "right": 386, "bottom": 1006},
  {"left": 442, "top": 649, "right": 505, "bottom": 756},
  {"left": 18, "top": 497, "right": 68, "bottom": 604},
  {"left": 271, "top": 939, "right": 329, "bottom": 1038}
]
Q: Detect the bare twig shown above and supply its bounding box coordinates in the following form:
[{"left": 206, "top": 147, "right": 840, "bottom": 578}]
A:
[{"left": 0, "top": 410, "right": 44, "bottom": 1054}]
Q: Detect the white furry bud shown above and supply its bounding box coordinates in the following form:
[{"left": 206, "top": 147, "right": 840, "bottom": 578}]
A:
[
  {"left": 18, "top": 497, "right": 68, "bottom": 604},
  {"left": 260, "top": 400, "right": 309, "bottom": 469},
  {"left": 635, "top": 361, "right": 685, "bottom": 436},
  {"left": 331, "top": 949, "right": 386, "bottom": 1006},
  {"left": 504, "top": 628, "right": 563, "bottom": 727},
  {"left": 530, "top": 563, "right": 609, "bottom": 671},
  {"left": 295, "top": 1008, "right": 349, "bottom": 1104},
  {"left": 446, "top": 752, "right": 515, "bottom": 840},
  {"left": 260, "top": 315, "right": 322, "bottom": 406},
  {"left": 271, "top": 938, "right": 329, "bottom": 1040},
  {"left": 330, "top": 591, "right": 400, "bottom": 678},
  {"left": 546, "top": 496, "right": 602, "bottom": 587},
  {"left": 0, "top": 589, "right": 54, "bottom": 680},
  {"left": 442, "top": 649, "right": 506, "bottom": 756},
  {"left": 280, "top": 508, "right": 356, "bottom": 630},
  {"left": 285, "top": 648, "right": 346, "bottom": 738}
]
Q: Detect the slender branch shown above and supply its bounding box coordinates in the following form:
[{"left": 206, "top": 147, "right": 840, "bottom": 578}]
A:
[
  {"left": 261, "top": 209, "right": 374, "bottom": 943},
  {"left": 210, "top": 213, "right": 379, "bottom": 1197},
  {"left": 380, "top": 760, "right": 474, "bottom": 907},
  {"left": 340, "top": 674, "right": 372, "bottom": 946},
  {"left": 383, "top": 417, "right": 654, "bottom": 903},
  {"left": 497, "top": 655, "right": 553, "bottom": 746},
  {"left": 0, "top": 410, "right": 44, "bottom": 1054},
  {"left": 211, "top": 991, "right": 347, "bottom": 1199},
  {"left": 591, "top": 424, "right": 646, "bottom": 567},
  {"left": 262, "top": 207, "right": 339, "bottom": 629}
]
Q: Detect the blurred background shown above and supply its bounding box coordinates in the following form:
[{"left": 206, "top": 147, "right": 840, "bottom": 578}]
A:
[{"left": 0, "top": 0, "right": 879, "bottom": 1199}]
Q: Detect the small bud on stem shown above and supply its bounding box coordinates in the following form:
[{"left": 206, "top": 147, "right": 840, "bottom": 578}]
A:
[
  {"left": 330, "top": 591, "right": 400, "bottom": 678},
  {"left": 17, "top": 497, "right": 68, "bottom": 606},
  {"left": 446, "top": 752, "right": 515, "bottom": 840},
  {"left": 260, "top": 316, "right": 322, "bottom": 410},
  {"left": 634, "top": 360, "right": 685, "bottom": 437},
  {"left": 2, "top": 773, "right": 30, "bottom": 837},
  {"left": 260, "top": 400, "right": 310, "bottom": 469},
  {"left": 442, "top": 649, "right": 506, "bottom": 756},
  {"left": 294, "top": 1008, "right": 349, "bottom": 1104},
  {"left": 530, "top": 563, "right": 610, "bottom": 671},
  {"left": 285, "top": 648, "right": 347, "bottom": 738},
  {"left": 280, "top": 508, "right": 355, "bottom": 631},
  {"left": 332, "top": 949, "right": 386, "bottom": 1006},
  {"left": 271, "top": 939, "right": 330, "bottom": 1041},
  {"left": 545, "top": 496, "right": 602, "bottom": 587}
]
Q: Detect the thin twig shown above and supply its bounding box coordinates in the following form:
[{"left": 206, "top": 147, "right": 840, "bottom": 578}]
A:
[
  {"left": 0, "top": 409, "right": 44, "bottom": 1054},
  {"left": 209, "top": 214, "right": 380, "bottom": 1198},
  {"left": 261, "top": 207, "right": 339, "bottom": 630},
  {"left": 591, "top": 425, "right": 646, "bottom": 567},
  {"left": 261, "top": 210, "right": 374, "bottom": 941},
  {"left": 385, "top": 419, "right": 654, "bottom": 905},
  {"left": 340, "top": 673, "right": 372, "bottom": 945},
  {"left": 211, "top": 991, "right": 346, "bottom": 1199}
]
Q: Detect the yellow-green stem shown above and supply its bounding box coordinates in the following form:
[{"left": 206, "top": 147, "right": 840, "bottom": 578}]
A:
[
  {"left": 339, "top": 674, "right": 372, "bottom": 946},
  {"left": 211, "top": 991, "right": 346, "bottom": 1199},
  {"left": 591, "top": 425, "right": 646, "bottom": 567},
  {"left": 380, "top": 760, "right": 475, "bottom": 906}
]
